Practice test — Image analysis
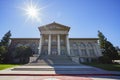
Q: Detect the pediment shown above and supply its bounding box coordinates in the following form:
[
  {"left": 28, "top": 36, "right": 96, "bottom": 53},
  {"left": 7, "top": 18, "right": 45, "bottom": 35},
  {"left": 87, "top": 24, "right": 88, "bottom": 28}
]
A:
[{"left": 38, "top": 22, "right": 70, "bottom": 32}]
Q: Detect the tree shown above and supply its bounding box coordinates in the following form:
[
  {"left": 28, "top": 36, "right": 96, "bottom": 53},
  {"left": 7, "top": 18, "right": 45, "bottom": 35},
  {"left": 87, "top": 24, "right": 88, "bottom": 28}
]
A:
[
  {"left": 0, "top": 31, "right": 11, "bottom": 63},
  {"left": 1, "top": 30, "right": 11, "bottom": 47},
  {"left": 104, "top": 41, "right": 119, "bottom": 60},
  {"left": 98, "top": 31, "right": 119, "bottom": 63},
  {"left": 0, "top": 46, "right": 7, "bottom": 63},
  {"left": 98, "top": 30, "right": 106, "bottom": 49}
]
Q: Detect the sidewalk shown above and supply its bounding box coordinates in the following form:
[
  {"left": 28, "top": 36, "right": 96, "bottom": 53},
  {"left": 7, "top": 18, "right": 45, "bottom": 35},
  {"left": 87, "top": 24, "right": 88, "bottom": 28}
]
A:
[{"left": 0, "top": 65, "right": 120, "bottom": 76}]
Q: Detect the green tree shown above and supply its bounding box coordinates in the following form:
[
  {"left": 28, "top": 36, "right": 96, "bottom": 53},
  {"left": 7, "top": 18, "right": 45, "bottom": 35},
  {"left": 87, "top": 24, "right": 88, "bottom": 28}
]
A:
[
  {"left": 12, "top": 46, "right": 33, "bottom": 63},
  {"left": 104, "top": 41, "right": 119, "bottom": 60},
  {"left": 1, "top": 30, "right": 11, "bottom": 47},
  {"left": 0, "top": 31, "right": 11, "bottom": 63},
  {"left": 0, "top": 46, "right": 7, "bottom": 63},
  {"left": 98, "top": 31, "right": 119, "bottom": 63},
  {"left": 98, "top": 30, "right": 106, "bottom": 51}
]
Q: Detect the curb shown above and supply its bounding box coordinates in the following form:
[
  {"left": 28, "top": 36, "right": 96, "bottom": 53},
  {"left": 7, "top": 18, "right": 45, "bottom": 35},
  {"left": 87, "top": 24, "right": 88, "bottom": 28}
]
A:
[{"left": 0, "top": 74, "right": 119, "bottom": 76}]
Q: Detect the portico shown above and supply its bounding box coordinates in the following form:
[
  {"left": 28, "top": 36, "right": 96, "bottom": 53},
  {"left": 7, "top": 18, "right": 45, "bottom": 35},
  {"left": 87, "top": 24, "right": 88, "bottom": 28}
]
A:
[{"left": 38, "top": 22, "right": 70, "bottom": 56}]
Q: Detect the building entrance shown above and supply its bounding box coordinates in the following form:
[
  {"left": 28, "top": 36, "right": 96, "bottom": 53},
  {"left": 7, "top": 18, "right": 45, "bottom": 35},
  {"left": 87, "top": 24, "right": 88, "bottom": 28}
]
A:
[{"left": 51, "top": 47, "right": 58, "bottom": 55}]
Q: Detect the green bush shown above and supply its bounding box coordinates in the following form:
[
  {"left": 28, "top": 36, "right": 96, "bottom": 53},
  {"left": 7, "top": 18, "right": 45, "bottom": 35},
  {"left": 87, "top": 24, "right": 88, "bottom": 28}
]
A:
[
  {"left": 0, "top": 46, "right": 7, "bottom": 63},
  {"left": 12, "top": 46, "right": 33, "bottom": 64},
  {"left": 99, "top": 56, "right": 112, "bottom": 64}
]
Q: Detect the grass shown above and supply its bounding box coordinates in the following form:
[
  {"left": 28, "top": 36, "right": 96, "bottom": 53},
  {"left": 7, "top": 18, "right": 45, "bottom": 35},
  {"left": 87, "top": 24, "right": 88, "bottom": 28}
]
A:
[
  {"left": 0, "top": 64, "right": 19, "bottom": 70},
  {"left": 82, "top": 63, "right": 120, "bottom": 71}
]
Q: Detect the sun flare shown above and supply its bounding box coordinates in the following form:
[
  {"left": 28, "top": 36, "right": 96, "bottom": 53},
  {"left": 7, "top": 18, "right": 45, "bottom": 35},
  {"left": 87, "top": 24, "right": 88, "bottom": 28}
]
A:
[
  {"left": 21, "top": 0, "right": 42, "bottom": 22},
  {"left": 26, "top": 6, "right": 39, "bottom": 18}
]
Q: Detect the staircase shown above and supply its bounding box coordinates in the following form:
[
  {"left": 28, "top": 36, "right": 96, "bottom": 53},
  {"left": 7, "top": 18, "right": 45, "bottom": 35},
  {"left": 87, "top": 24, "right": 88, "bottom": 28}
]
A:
[
  {"left": 12, "top": 55, "right": 100, "bottom": 74},
  {"left": 28, "top": 55, "right": 79, "bottom": 66}
]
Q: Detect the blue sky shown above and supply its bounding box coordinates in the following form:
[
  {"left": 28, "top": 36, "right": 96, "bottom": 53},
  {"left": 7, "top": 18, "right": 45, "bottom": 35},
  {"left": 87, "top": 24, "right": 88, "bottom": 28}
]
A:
[{"left": 0, "top": 0, "right": 120, "bottom": 47}]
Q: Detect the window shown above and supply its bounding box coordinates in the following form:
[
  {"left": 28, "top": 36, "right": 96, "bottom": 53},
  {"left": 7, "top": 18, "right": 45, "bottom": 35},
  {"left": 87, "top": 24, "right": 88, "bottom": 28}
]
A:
[
  {"left": 52, "top": 39, "right": 56, "bottom": 45},
  {"left": 60, "top": 39, "right": 64, "bottom": 45},
  {"left": 87, "top": 42, "right": 93, "bottom": 48},
  {"left": 73, "top": 49, "right": 79, "bottom": 56},
  {"left": 16, "top": 44, "right": 23, "bottom": 47},
  {"left": 89, "top": 49, "right": 95, "bottom": 56},
  {"left": 80, "top": 42, "right": 86, "bottom": 48},
  {"left": 81, "top": 49, "right": 87, "bottom": 56},
  {"left": 73, "top": 42, "right": 77, "bottom": 47}
]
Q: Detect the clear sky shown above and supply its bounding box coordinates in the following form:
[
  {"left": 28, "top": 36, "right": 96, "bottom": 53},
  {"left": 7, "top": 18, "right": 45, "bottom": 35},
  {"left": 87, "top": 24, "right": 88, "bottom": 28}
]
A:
[{"left": 0, "top": 0, "right": 120, "bottom": 47}]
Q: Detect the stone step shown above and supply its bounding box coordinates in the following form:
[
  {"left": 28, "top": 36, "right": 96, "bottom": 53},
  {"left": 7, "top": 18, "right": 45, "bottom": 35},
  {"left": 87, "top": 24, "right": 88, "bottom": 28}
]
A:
[
  {"left": 30, "top": 55, "right": 72, "bottom": 63},
  {"left": 40, "top": 55, "right": 71, "bottom": 59},
  {"left": 29, "top": 55, "right": 79, "bottom": 66},
  {"left": 11, "top": 68, "right": 96, "bottom": 71}
]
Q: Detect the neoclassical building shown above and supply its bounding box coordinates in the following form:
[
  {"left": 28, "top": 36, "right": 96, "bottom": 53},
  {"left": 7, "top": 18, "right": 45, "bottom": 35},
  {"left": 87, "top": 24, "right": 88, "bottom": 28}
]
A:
[{"left": 10, "top": 22, "right": 102, "bottom": 63}]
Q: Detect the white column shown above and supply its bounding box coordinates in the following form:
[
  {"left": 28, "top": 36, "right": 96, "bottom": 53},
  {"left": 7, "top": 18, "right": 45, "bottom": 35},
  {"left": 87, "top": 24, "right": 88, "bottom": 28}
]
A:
[
  {"left": 38, "top": 35, "right": 43, "bottom": 55},
  {"left": 48, "top": 34, "right": 51, "bottom": 55},
  {"left": 57, "top": 34, "right": 60, "bottom": 55},
  {"left": 66, "top": 34, "right": 70, "bottom": 55}
]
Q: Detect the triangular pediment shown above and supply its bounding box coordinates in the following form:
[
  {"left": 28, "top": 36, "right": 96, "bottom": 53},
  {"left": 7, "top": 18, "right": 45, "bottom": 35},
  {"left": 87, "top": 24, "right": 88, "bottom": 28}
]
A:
[{"left": 38, "top": 22, "right": 70, "bottom": 32}]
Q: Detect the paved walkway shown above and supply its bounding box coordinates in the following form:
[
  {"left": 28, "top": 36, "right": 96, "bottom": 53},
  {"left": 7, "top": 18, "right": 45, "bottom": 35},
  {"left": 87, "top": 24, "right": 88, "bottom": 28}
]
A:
[
  {"left": 0, "top": 64, "right": 120, "bottom": 80},
  {"left": 0, "top": 64, "right": 120, "bottom": 75}
]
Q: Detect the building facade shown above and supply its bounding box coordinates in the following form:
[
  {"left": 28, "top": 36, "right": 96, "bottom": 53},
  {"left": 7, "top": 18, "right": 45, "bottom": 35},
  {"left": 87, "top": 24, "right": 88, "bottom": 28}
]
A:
[{"left": 10, "top": 22, "right": 102, "bottom": 63}]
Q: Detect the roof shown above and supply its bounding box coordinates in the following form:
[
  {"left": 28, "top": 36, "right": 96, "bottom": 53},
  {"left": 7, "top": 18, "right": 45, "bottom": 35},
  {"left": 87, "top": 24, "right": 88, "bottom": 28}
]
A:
[
  {"left": 39, "top": 22, "right": 70, "bottom": 28},
  {"left": 69, "top": 38, "right": 98, "bottom": 40},
  {"left": 38, "top": 22, "right": 70, "bottom": 32},
  {"left": 10, "top": 38, "right": 98, "bottom": 40},
  {"left": 10, "top": 38, "right": 39, "bottom": 40}
]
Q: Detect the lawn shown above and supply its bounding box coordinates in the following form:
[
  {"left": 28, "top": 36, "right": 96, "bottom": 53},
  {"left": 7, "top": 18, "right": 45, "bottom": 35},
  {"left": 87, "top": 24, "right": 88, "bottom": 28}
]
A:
[
  {"left": 83, "top": 63, "right": 120, "bottom": 71},
  {"left": 0, "top": 64, "right": 19, "bottom": 70}
]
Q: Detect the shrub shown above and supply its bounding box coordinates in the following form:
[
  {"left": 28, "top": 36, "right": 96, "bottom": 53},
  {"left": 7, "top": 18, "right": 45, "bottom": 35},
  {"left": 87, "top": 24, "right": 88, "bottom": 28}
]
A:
[
  {"left": 99, "top": 56, "right": 112, "bottom": 64},
  {"left": 11, "top": 46, "right": 33, "bottom": 64},
  {"left": 0, "top": 46, "right": 7, "bottom": 63}
]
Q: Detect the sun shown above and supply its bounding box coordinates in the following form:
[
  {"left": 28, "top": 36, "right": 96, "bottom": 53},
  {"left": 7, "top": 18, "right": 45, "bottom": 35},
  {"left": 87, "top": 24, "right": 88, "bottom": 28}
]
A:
[
  {"left": 26, "top": 6, "right": 39, "bottom": 18},
  {"left": 21, "top": 0, "right": 42, "bottom": 22}
]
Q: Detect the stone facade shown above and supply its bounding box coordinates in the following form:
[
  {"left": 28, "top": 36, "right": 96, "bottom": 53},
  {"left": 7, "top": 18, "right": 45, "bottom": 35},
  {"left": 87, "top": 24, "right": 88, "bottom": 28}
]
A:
[
  {"left": 69, "top": 38, "right": 101, "bottom": 63},
  {"left": 10, "top": 22, "right": 102, "bottom": 63},
  {"left": 10, "top": 38, "right": 39, "bottom": 54}
]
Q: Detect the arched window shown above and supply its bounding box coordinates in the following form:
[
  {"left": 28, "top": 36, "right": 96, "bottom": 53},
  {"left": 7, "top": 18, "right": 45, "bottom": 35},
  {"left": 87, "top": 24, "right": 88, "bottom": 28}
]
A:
[
  {"left": 24, "top": 44, "right": 29, "bottom": 47},
  {"left": 80, "top": 42, "right": 86, "bottom": 49},
  {"left": 87, "top": 42, "right": 95, "bottom": 56},
  {"left": 87, "top": 42, "right": 93, "bottom": 48},
  {"left": 16, "top": 44, "right": 23, "bottom": 47},
  {"left": 81, "top": 49, "right": 87, "bottom": 56},
  {"left": 60, "top": 39, "right": 64, "bottom": 45},
  {"left": 73, "top": 49, "right": 79, "bottom": 56},
  {"left": 89, "top": 49, "right": 95, "bottom": 56},
  {"left": 73, "top": 42, "right": 77, "bottom": 47}
]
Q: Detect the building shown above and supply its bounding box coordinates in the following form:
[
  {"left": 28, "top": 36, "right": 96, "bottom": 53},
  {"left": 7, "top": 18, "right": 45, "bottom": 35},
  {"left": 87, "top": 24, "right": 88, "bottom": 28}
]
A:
[{"left": 10, "top": 22, "right": 102, "bottom": 63}]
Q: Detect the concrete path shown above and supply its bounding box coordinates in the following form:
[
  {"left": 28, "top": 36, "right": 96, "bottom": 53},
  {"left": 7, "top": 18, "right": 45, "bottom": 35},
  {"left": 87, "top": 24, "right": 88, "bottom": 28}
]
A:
[
  {"left": 0, "top": 64, "right": 120, "bottom": 75},
  {"left": 0, "top": 64, "right": 120, "bottom": 80}
]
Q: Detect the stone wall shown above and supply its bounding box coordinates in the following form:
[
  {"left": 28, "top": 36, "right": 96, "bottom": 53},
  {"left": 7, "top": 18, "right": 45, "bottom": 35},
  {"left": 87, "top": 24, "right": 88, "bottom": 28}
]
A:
[
  {"left": 9, "top": 38, "right": 102, "bottom": 63},
  {"left": 10, "top": 38, "right": 39, "bottom": 54},
  {"left": 69, "top": 38, "right": 102, "bottom": 63}
]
